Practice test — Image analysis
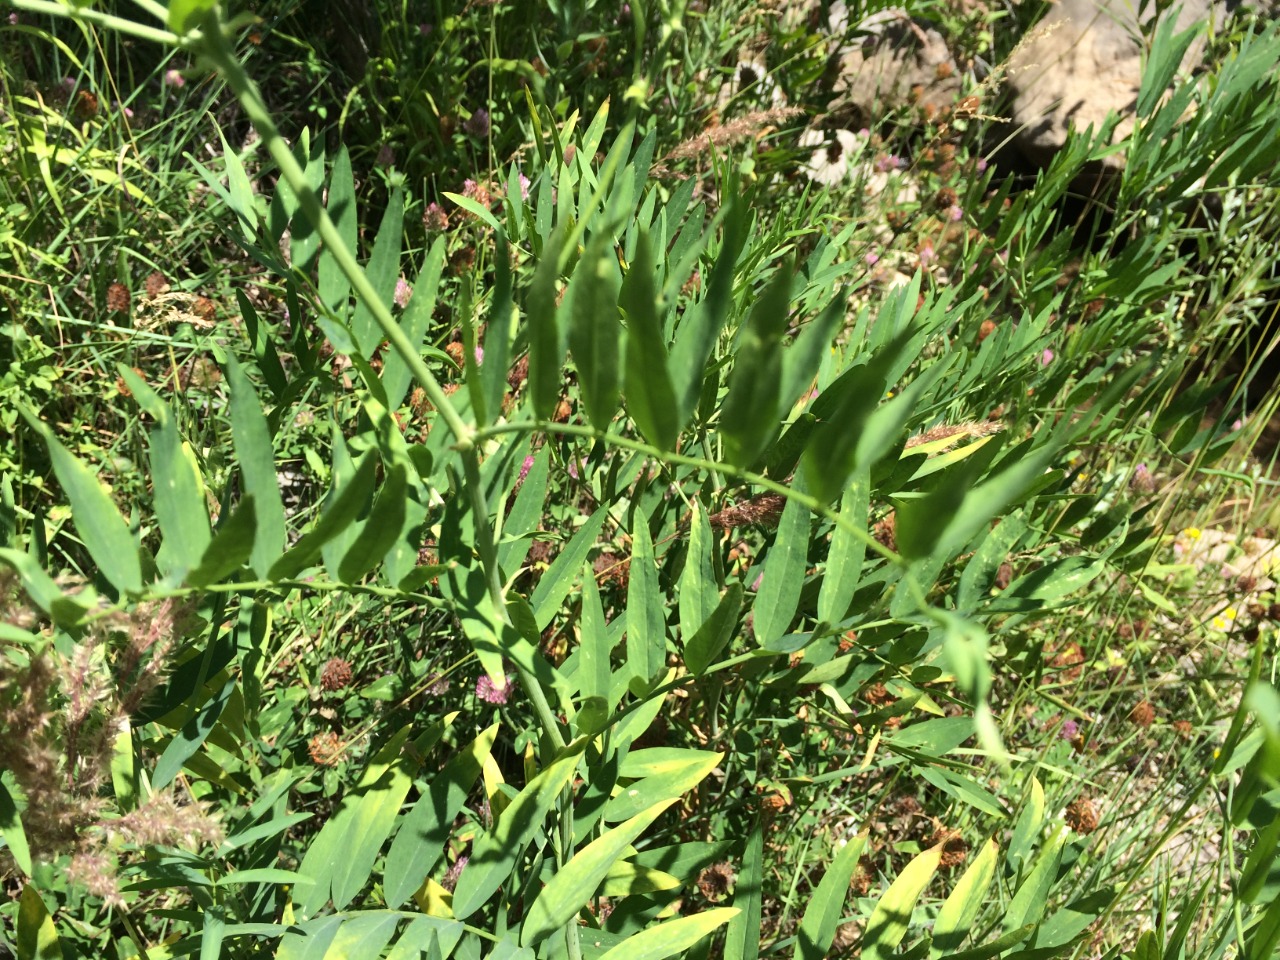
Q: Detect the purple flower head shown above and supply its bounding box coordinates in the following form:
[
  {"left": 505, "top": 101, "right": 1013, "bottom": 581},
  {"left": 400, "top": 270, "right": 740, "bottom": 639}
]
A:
[
  {"left": 474, "top": 345, "right": 484, "bottom": 366},
  {"left": 163, "top": 69, "right": 185, "bottom": 88},
  {"left": 947, "top": 204, "right": 964, "bottom": 222},
  {"left": 864, "top": 251, "right": 880, "bottom": 266},
  {"left": 418, "top": 22, "right": 434, "bottom": 36},
  {"left": 115, "top": 101, "right": 135, "bottom": 119},
  {"left": 1061, "top": 719, "right": 1079, "bottom": 740},
  {"left": 423, "top": 202, "right": 449, "bottom": 232},
  {"left": 62, "top": 76, "right": 77, "bottom": 94},
  {"left": 874, "top": 154, "right": 903, "bottom": 173},
  {"left": 976, "top": 157, "right": 989, "bottom": 172},
  {"left": 1039, "top": 348, "right": 1054, "bottom": 366},
  {"left": 476, "top": 674, "right": 511, "bottom": 705},
  {"left": 464, "top": 108, "right": 490, "bottom": 139},
  {"left": 519, "top": 455, "right": 536, "bottom": 482},
  {"left": 394, "top": 277, "right": 412, "bottom": 309},
  {"left": 918, "top": 243, "right": 937, "bottom": 267},
  {"left": 518, "top": 172, "right": 531, "bottom": 200}
]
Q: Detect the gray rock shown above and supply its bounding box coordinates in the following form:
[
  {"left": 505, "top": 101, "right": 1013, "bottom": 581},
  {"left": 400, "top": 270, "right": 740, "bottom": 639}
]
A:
[{"left": 1004, "top": 0, "right": 1221, "bottom": 168}]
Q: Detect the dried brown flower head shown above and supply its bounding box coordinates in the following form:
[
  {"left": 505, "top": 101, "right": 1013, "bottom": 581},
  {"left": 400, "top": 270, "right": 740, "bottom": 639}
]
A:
[
  {"left": 308, "top": 731, "right": 345, "bottom": 766},
  {"left": 74, "top": 89, "right": 99, "bottom": 120},
  {"left": 191, "top": 296, "right": 217, "bottom": 324},
  {"left": 697, "top": 862, "right": 736, "bottom": 901},
  {"left": 593, "top": 551, "right": 630, "bottom": 590},
  {"left": 977, "top": 319, "right": 998, "bottom": 342},
  {"left": 144, "top": 271, "right": 170, "bottom": 299},
  {"left": 320, "top": 658, "right": 354, "bottom": 692},
  {"left": 1064, "top": 797, "right": 1099, "bottom": 834},
  {"left": 106, "top": 282, "right": 131, "bottom": 313},
  {"left": 1129, "top": 700, "right": 1156, "bottom": 728},
  {"left": 1172, "top": 719, "right": 1193, "bottom": 740},
  {"left": 872, "top": 512, "right": 897, "bottom": 552}
]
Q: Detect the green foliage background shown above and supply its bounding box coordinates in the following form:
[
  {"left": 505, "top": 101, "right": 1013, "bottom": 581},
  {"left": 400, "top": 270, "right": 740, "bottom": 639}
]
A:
[{"left": 3, "top": 1, "right": 1280, "bottom": 958}]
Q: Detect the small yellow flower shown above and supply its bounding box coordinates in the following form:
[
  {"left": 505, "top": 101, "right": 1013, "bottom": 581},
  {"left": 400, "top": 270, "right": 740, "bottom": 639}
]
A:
[{"left": 1184, "top": 526, "right": 1202, "bottom": 540}]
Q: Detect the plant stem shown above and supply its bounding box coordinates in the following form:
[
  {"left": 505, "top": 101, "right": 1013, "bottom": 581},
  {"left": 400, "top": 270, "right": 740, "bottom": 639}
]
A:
[
  {"left": 473, "top": 419, "right": 904, "bottom": 566},
  {"left": 11, "top": 0, "right": 179, "bottom": 45}
]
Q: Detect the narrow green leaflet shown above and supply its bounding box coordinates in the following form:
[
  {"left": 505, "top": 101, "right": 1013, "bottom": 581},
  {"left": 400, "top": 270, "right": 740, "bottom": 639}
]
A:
[
  {"left": 274, "top": 916, "right": 344, "bottom": 960},
  {"left": 118, "top": 367, "right": 211, "bottom": 576},
  {"left": 323, "top": 912, "right": 400, "bottom": 960},
  {"left": 521, "top": 799, "right": 678, "bottom": 946},
  {"left": 719, "top": 263, "right": 792, "bottom": 469},
  {"left": 752, "top": 476, "right": 810, "bottom": 647},
  {"left": 152, "top": 675, "right": 236, "bottom": 790},
  {"left": 599, "top": 861, "right": 681, "bottom": 897},
  {"left": 817, "top": 469, "right": 870, "bottom": 625},
  {"left": 724, "top": 818, "right": 764, "bottom": 960},
  {"left": 683, "top": 584, "right": 742, "bottom": 677},
  {"left": 337, "top": 463, "right": 408, "bottom": 583},
  {"left": 578, "top": 570, "right": 613, "bottom": 710},
  {"left": 481, "top": 234, "right": 516, "bottom": 424},
  {"left": 621, "top": 230, "right": 680, "bottom": 451},
  {"left": 626, "top": 513, "right": 664, "bottom": 686},
  {"left": 318, "top": 146, "right": 356, "bottom": 314},
  {"left": 17, "top": 407, "right": 142, "bottom": 595},
  {"left": 0, "top": 778, "right": 31, "bottom": 875},
  {"left": 296, "top": 726, "right": 415, "bottom": 917},
  {"left": 187, "top": 497, "right": 258, "bottom": 588},
  {"left": 603, "top": 749, "right": 722, "bottom": 823},
  {"left": 528, "top": 221, "right": 569, "bottom": 420},
  {"left": 498, "top": 448, "right": 551, "bottom": 575},
  {"left": 796, "top": 831, "right": 867, "bottom": 960},
  {"left": 569, "top": 229, "right": 623, "bottom": 428},
  {"left": 1004, "top": 824, "right": 1068, "bottom": 934},
  {"left": 226, "top": 360, "right": 286, "bottom": 577},
  {"left": 350, "top": 186, "right": 405, "bottom": 356},
  {"left": 384, "top": 724, "right": 498, "bottom": 909},
  {"left": 1007, "top": 777, "right": 1045, "bottom": 874},
  {"left": 861, "top": 843, "right": 941, "bottom": 960},
  {"left": 597, "top": 908, "right": 738, "bottom": 960},
  {"left": 381, "top": 236, "right": 447, "bottom": 411},
  {"left": 269, "top": 453, "right": 378, "bottom": 580},
  {"left": 530, "top": 506, "right": 608, "bottom": 630},
  {"left": 931, "top": 839, "right": 998, "bottom": 957},
  {"left": 386, "top": 916, "right": 465, "bottom": 960},
  {"left": 679, "top": 502, "right": 717, "bottom": 645},
  {"left": 450, "top": 741, "right": 587, "bottom": 918},
  {"left": 16, "top": 884, "right": 60, "bottom": 960}
]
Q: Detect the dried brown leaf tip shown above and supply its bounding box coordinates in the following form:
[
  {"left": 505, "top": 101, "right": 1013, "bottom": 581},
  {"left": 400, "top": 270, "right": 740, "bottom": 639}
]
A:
[
  {"left": 709, "top": 493, "right": 786, "bottom": 530},
  {"left": 929, "top": 823, "right": 968, "bottom": 868}
]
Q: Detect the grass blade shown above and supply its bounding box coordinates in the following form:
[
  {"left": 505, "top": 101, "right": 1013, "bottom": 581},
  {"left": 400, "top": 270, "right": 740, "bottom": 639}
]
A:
[{"left": 796, "top": 831, "right": 867, "bottom": 960}]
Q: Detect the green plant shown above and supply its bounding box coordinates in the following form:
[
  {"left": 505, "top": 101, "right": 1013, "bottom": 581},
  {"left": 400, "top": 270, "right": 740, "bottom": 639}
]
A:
[{"left": 4, "top": 2, "right": 1280, "bottom": 959}]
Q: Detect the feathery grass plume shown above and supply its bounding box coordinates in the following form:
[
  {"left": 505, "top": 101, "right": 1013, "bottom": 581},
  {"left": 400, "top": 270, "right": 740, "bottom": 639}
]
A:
[
  {"left": 903, "top": 419, "right": 1004, "bottom": 450},
  {"left": 659, "top": 106, "right": 804, "bottom": 166},
  {"left": 709, "top": 492, "right": 787, "bottom": 530}
]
